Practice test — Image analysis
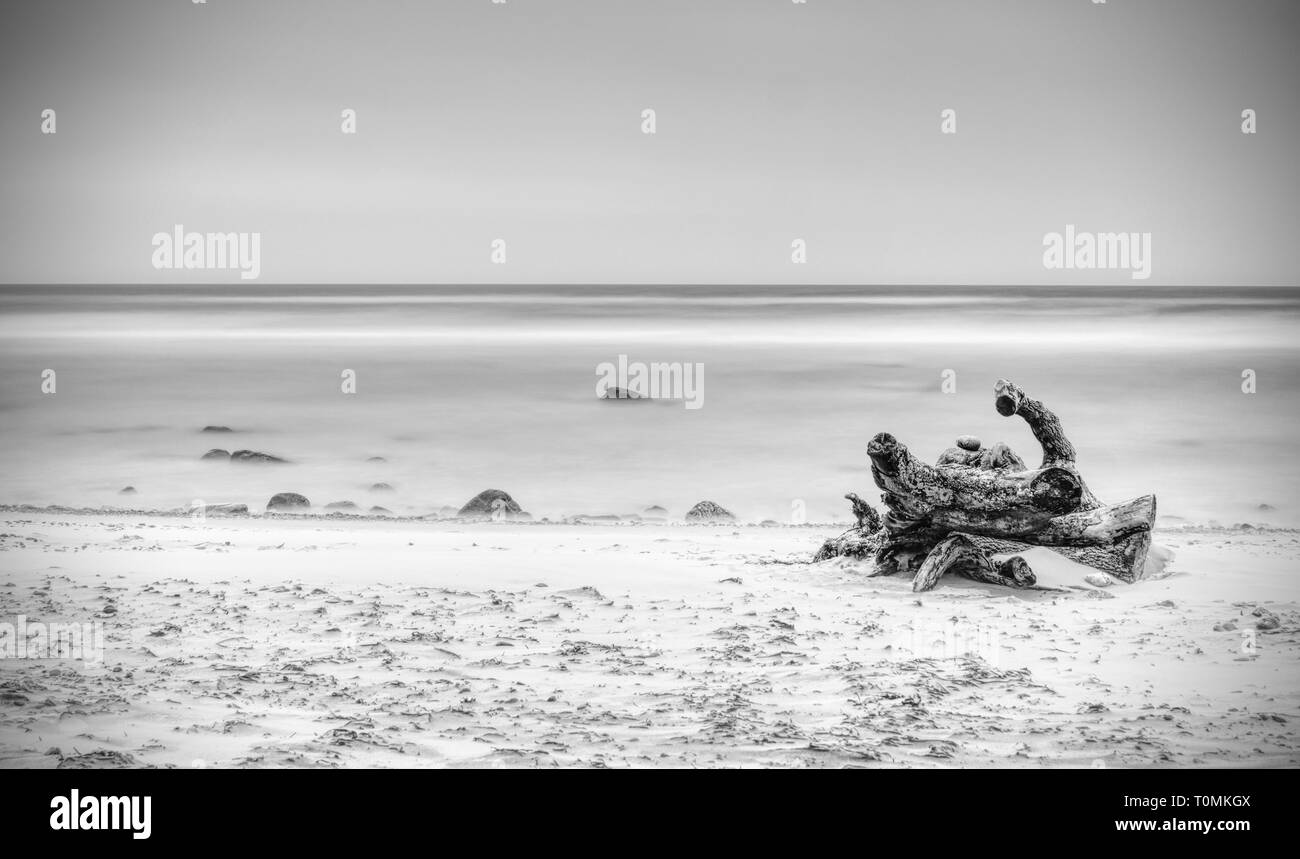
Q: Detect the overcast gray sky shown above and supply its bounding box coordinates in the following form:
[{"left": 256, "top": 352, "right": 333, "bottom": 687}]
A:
[{"left": 1, "top": 0, "right": 1296, "bottom": 284}]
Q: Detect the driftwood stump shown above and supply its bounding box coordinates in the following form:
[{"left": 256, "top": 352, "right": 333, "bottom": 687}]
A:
[
  {"left": 910, "top": 534, "right": 1038, "bottom": 593},
  {"left": 816, "top": 379, "right": 1156, "bottom": 591}
]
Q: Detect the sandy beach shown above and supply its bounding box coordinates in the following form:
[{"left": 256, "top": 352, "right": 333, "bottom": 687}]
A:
[{"left": 1, "top": 510, "right": 1296, "bottom": 768}]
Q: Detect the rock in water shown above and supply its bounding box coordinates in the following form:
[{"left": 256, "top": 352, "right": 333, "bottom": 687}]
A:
[
  {"left": 201, "top": 425, "right": 234, "bottom": 433},
  {"left": 369, "top": 506, "right": 392, "bottom": 515},
  {"left": 266, "top": 492, "right": 310, "bottom": 512},
  {"left": 201, "top": 449, "right": 231, "bottom": 461},
  {"left": 457, "top": 489, "right": 523, "bottom": 519},
  {"left": 685, "top": 501, "right": 735, "bottom": 522},
  {"left": 601, "top": 387, "right": 646, "bottom": 400},
  {"left": 369, "top": 482, "right": 394, "bottom": 492},
  {"left": 231, "top": 449, "right": 288, "bottom": 464},
  {"left": 956, "top": 435, "right": 982, "bottom": 452},
  {"left": 118, "top": 486, "right": 137, "bottom": 495},
  {"left": 325, "top": 501, "right": 359, "bottom": 511},
  {"left": 366, "top": 456, "right": 387, "bottom": 463},
  {"left": 641, "top": 505, "right": 669, "bottom": 521}
]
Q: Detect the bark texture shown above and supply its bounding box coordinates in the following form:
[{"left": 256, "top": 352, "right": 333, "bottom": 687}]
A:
[{"left": 816, "top": 379, "right": 1156, "bottom": 589}]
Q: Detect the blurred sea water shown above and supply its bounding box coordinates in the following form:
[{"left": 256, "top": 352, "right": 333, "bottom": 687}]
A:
[{"left": 0, "top": 285, "right": 1296, "bottom": 525}]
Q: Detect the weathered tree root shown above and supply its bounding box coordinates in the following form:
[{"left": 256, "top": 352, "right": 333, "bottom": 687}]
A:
[
  {"left": 844, "top": 492, "right": 882, "bottom": 532},
  {"left": 816, "top": 379, "right": 1156, "bottom": 589},
  {"left": 910, "top": 534, "right": 1037, "bottom": 592}
]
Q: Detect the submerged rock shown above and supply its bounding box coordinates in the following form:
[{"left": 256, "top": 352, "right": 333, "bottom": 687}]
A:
[
  {"left": 366, "top": 456, "right": 387, "bottom": 463},
  {"left": 641, "top": 505, "right": 669, "bottom": 520},
  {"left": 266, "top": 492, "right": 310, "bottom": 512},
  {"left": 325, "top": 501, "right": 359, "bottom": 511},
  {"left": 369, "top": 505, "right": 392, "bottom": 515},
  {"left": 458, "top": 489, "right": 524, "bottom": 520},
  {"left": 118, "top": 486, "right": 137, "bottom": 495},
  {"left": 601, "top": 387, "right": 646, "bottom": 400},
  {"left": 201, "top": 426, "right": 234, "bottom": 433},
  {"left": 201, "top": 449, "right": 231, "bottom": 461},
  {"left": 685, "top": 500, "right": 735, "bottom": 522},
  {"left": 232, "top": 450, "right": 288, "bottom": 464},
  {"left": 369, "top": 482, "right": 394, "bottom": 492}
]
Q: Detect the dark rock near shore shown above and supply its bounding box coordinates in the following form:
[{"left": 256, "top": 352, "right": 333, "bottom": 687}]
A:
[
  {"left": 118, "top": 486, "right": 137, "bottom": 495},
  {"left": 231, "top": 450, "right": 288, "bottom": 464},
  {"left": 201, "top": 426, "right": 234, "bottom": 433},
  {"left": 685, "top": 500, "right": 735, "bottom": 522},
  {"left": 601, "top": 387, "right": 645, "bottom": 400},
  {"left": 201, "top": 449, "right": 231, "bottom": 461},
  {"left": 266, "top": 492, "right": 310, "bottom": 512},
  {"left": 458, "top": 489, "right": 524, "bottom": 519}
]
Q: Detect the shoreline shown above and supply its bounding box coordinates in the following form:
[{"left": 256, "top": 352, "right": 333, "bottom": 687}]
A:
[
  {"left": 0, "top": 503, "right": 847, "bottom": 528},
  {"left": 0, "top": 503, "right": 1292, "bottom": 535}
]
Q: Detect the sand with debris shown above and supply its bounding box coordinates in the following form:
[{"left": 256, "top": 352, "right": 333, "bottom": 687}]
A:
[{"left": 1, "top": 512, "right": 1297, "bottom": 768}]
